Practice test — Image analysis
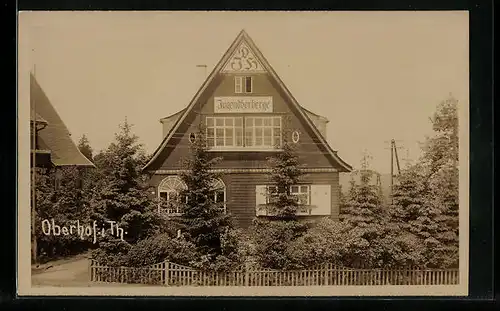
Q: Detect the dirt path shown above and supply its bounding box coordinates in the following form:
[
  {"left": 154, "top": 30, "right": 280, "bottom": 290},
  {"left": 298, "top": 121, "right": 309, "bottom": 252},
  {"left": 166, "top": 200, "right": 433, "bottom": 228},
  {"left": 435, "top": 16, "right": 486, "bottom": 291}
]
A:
[{"left": 31, "top": 255, "right": 91, "bottom": 287}]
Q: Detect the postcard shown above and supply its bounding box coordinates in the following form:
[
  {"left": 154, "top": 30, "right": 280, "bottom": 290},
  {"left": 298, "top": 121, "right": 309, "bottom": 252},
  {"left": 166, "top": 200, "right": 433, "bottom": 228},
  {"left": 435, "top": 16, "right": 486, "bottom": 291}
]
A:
[{"left": 17, "top": 10, "right": 469, "bottom": 296}]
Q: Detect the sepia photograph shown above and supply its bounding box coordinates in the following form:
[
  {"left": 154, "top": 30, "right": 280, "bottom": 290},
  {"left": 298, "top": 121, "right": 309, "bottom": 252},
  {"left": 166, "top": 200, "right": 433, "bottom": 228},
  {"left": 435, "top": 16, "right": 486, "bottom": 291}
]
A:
[{"left": 17, "top": 11, "right": 469, "bottom": 296}]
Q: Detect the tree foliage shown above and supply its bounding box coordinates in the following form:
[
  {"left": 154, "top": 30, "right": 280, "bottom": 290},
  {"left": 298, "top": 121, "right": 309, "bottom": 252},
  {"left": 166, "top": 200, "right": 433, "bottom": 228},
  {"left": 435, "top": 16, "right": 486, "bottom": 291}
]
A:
[
  {"left": 175, "top": 123, "right": 240, "bottom": 270},
  {"left": 90, "top": 119, "right": 168, "bottom": 266},
  {"left": 387, "top": 95, "right": 460, "bottom": 268},
  {"left": 34, "top": 167, "right": 94, "bottom": 262},
  {"left": 77, "top": 134, "right": 94, "bottom": 162},
  {"left": 251, "top": 138, "right": 310, "bottom": 270}
]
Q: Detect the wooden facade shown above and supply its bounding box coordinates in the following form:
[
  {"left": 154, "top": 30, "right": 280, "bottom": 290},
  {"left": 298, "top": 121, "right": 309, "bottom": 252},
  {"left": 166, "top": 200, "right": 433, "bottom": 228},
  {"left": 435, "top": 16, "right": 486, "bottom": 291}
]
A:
[{"left": 143, "top": 30, "right": 352, "bottom": 228}]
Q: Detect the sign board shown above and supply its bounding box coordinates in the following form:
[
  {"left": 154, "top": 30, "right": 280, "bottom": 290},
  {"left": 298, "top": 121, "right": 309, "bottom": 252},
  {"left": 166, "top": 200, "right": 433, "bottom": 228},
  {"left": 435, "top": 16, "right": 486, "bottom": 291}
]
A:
[{"left": 214, "top": 96, "right": 273, "bottom": 114}]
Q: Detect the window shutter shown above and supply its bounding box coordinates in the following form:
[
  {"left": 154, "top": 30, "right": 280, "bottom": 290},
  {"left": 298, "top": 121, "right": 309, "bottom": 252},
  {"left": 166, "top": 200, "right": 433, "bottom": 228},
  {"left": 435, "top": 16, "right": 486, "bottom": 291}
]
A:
[
  {"left": 310, "top": 185, "right": 331, "bottom": 215},
  {"left": 255, "top": 185, "right": 267, "bottom": 216}
]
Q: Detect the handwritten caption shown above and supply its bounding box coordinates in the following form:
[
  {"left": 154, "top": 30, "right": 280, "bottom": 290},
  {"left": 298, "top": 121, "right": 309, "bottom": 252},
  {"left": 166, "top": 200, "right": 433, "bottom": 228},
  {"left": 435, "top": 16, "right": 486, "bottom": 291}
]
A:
[{"left": 41, "top": 219, "right": 127, "bottom": 244}]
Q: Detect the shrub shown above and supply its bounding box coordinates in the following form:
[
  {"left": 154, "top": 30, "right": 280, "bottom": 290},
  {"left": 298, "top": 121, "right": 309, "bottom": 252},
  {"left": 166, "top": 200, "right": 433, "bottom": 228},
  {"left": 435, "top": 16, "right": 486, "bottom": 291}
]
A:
[
  {"left": 250, "top": 218, "right": 310, "bottom": 270},
  {"left": 125, "top": 233, "right": 197, "bottom": 267},
  {"left": 91, "top": 236, "right": 131, "bottom": 267},
  {"left": 286, "top": 218, "right": 351, "bottom": 269}
]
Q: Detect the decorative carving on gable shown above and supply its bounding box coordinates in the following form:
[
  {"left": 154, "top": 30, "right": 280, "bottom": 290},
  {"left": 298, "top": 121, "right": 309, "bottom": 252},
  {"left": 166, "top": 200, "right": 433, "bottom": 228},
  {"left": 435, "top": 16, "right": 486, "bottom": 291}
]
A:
[{"left": 221, "top": 42, "right": 266, "bottom": 73}]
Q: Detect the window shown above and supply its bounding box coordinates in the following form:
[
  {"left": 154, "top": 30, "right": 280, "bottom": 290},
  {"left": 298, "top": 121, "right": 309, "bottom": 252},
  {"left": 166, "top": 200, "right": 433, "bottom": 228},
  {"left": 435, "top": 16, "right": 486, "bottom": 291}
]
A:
[
  {"left": 263, "top": 185, "right": 311, "bottom": 214},
  {"left": 291, "top": 185, "right": 311, "bottom": 214},
  {"left": 158, "top": 176, "right": 187, "bottom": 215},
  {"left": 245, "top": 117, "right": 282, "bottom": 148},
  {"left": 292, "top": 130, "right": 300, "bottom": 143},
  {"left": 234, "top": 76, "right": 253, "bottom": 94},
  {"left": 206, "top": 117, "right": 243, "bottom": 148},
  {"left": 158, "top": 177, "right": 227, "bottom": 215},
  {"left": 211, "top": 178, "right": 227, "bottom": 213}
]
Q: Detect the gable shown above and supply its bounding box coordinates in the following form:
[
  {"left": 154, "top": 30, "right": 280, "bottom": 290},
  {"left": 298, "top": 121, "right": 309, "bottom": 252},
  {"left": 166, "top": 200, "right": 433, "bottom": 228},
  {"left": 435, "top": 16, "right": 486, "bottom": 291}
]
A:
[
  {"left": 221, "top": 41, "right": 267, "bottom": 74},
  {"left": 144, "top": 30, "right": 351, "bottom": 173}
]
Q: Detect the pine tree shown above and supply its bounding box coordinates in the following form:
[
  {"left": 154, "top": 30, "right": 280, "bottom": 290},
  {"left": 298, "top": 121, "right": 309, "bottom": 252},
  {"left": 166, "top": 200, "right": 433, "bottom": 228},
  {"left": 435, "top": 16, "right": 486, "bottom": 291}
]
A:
[
  {"left": 252, "top": 136, "right": 310, "bottom": 270},
  {"left": 177, "top": 123, "right": 233, "bottom": 262},
  {"left": 342, "top": 154, "right": 383, "bottom": 227},
  {"left": 264, "top": 140, "right": 305, "bottom": 219},
  {"left": 339, "top": 153, "right": 387, "bottom": 268},
  {"left": 385, "top": 95, "right": 460, "bottom": 268},
  {"left": 420, "top": 95, "right": 460, "bottom": 268},
  {"left": 77, "top": 134, "right": 94, "bottom": 162},
  {"left": 91, "top": 119, "right": 165, "bottom": 266}
]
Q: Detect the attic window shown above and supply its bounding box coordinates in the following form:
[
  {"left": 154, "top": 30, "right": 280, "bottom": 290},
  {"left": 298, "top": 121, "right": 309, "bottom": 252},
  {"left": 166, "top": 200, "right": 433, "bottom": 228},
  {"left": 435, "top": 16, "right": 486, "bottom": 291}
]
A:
[{"left": 235, "top": 76, "right": 253, "bottom": 94}]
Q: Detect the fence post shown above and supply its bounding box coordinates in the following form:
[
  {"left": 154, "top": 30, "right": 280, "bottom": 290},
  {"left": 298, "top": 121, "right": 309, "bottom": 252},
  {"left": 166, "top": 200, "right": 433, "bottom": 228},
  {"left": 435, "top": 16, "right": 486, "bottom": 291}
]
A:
[
  {"left": 245, "top": 261, "right": 250, "bottom": 286},
  {"left": 325, "top": 263, "right": 330, "bottom": 286},
  {"left": 88, "top": 259, "right": 92, "bottom": 283},
  {"left": 164, "top": 261, "right": 170, "bottom": 286}
]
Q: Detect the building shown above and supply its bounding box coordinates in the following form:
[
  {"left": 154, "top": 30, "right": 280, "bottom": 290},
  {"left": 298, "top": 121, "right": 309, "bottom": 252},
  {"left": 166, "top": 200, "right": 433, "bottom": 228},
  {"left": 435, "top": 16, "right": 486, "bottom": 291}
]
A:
[
  {"left": 143, "top": 30, "right": 352, "bottom": 228},
  {"left": 30, "top": 73, "right": 95, "bottom": 170}
]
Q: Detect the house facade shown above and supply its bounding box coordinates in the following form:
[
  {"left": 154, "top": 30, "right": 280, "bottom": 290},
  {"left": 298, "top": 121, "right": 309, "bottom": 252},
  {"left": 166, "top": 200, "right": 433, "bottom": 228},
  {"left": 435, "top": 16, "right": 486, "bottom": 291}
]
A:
[{"left": 143, "top": 30, "right": 352, "bottom": 228}]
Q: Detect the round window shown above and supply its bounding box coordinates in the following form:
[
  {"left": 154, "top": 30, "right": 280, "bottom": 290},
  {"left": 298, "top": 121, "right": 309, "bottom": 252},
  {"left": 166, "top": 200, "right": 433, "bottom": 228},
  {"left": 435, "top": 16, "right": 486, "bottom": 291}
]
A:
[
  {"left": 292, "top": 131, "right": 300, "bottom": 143},
  {"left": 189, "top": 133, "right": 196, "bottom": 143}
]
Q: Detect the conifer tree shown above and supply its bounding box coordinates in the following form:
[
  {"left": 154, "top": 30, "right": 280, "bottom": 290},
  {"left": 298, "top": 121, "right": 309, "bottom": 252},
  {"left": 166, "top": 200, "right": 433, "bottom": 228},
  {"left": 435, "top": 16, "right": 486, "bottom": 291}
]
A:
[
  {"left": 421, "top": 95, "right": 460, "bottom": 268},
  {"left": 177, "top": 123, "right": 233, "bottom": 261},
  {"left": 91, "top": 119, "right": 165, "bottom": 266},
  {"left": 342, "top": 154, "right": 383, "bottom": 227},
  {"left": 385, "top": 95, "right": 460, "bottom": 268},
  {"left": 263, "top": 140, "right": 305, "bottom": 219},
  {"left": 338, "top": 153, "right": 387, "bottom": 268},
  {"left": 252, "top": 134, "right": 309, "bottom": 270},
  {"left": 77, "top": 134, "right": 94, "bottom": 162}
]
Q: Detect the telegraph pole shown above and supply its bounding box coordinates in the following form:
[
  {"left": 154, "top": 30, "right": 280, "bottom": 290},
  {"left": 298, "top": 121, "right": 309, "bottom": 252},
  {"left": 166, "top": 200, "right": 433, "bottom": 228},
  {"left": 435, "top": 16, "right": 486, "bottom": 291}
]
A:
[{"left": 384, "top": 139, "right": 404, "bottom": 204}]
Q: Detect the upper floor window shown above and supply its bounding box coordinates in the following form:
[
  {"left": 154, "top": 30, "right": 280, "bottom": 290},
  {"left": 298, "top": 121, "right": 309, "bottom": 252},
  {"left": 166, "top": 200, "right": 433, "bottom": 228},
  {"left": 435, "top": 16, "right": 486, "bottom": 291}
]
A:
[
  {"left": 245, "top": 117, "right": 282, "bottom": 148},
  {"left": 206, "top": 117, "right": 243, "bottom": 148},
  {"left": 235, "top": 76, "right": 253, "bottom": 94},
  {"left": 206, "top": 116, "right": 282, "bottom": 150}
]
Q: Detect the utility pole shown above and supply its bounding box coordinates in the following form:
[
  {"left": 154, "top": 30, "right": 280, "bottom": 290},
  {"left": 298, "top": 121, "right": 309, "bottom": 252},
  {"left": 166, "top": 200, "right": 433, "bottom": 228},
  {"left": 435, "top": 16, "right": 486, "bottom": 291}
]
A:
[{"left": 384, "top": 139, "right": 404, "bottom": 204}]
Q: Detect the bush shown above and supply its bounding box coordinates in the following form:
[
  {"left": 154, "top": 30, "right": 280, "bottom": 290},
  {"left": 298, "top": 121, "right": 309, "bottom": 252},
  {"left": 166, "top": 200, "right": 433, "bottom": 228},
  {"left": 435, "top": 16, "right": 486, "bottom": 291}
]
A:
[
  {"left": 91, "top": 236, "right": 131, "bottom": 267},
  {"left": 250, "top": 218, "right": 310, "bottom": 270},
  {"left": 189, "top": 228, "right": 251, "bottom": 272},
  {"left": 125, "top": 233, "right": 197, "bottom": 267},
  {"left": 286, "top": 218, "right": 351, "bottom": 269}
]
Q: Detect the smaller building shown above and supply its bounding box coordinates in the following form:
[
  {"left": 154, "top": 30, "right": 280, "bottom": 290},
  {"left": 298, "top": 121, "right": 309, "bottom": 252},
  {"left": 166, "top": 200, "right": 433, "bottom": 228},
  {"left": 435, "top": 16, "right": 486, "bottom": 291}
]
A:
[{"left": 30, "top": 73, "right": 95, "bottom": 170}]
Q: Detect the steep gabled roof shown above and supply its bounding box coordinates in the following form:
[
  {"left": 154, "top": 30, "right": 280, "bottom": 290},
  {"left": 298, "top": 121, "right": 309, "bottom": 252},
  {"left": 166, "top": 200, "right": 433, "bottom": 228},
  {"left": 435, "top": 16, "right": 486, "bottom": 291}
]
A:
[
  {"left": 30, "top": 73, "right": 95, "bottom": 167},
  {"left": 143, "top": 29, "right": 351, "bottom": 172}
]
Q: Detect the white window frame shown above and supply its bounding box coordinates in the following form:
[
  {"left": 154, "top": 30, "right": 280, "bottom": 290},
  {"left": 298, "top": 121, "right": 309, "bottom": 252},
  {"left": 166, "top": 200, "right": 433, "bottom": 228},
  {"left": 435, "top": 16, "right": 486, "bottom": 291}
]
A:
[
  {"left": 158, "top": 177, "right": 227, "bottom": 216},
  {"left": 263, "top": 184, "right": 312, "bottom": 216},
  {"left": 234, "top": 76, "right": 243, "bottom": 93},
  {"left": 206, "top": 116, "right": 244, "bottom": 149},
  {"left": 211, "top": 178, "right": 227, "bottom": 214},
  {"left": 158, "top": 176, "right": 187, "bottom": 216},
  {"left": 234, "top": 76, "right": 252, "bottom": 94},
  {"left": 245, "top": 116, "right": 282, "bottom": 149}
]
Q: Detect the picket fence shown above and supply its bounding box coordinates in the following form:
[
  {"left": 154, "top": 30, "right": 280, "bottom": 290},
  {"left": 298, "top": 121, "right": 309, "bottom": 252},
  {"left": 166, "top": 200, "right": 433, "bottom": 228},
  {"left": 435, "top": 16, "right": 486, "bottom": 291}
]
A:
[{"left": 88, "top": 259, "right": 459, "bottom": 286}]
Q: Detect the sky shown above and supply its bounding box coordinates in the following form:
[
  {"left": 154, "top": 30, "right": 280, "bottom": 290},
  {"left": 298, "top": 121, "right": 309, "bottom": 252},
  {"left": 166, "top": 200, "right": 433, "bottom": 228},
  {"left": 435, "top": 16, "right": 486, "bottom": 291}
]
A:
[{"left": 20, "top": 11, "right": 469, "bottom": 174}]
